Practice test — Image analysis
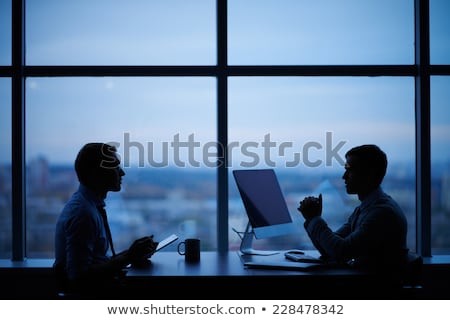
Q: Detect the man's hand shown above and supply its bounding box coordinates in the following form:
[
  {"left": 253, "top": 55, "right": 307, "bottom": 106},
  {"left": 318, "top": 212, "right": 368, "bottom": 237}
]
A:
[
  {"left": 298, "top": 193, "right": 322, "bottom": 221},
  {"left": 128, "top": 236, "right": 158, "bottom": 262}
]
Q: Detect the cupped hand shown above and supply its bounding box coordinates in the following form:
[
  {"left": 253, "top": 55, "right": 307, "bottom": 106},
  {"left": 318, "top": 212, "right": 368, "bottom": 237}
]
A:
[{"left": 297, "top": 193, "right": 322, "bottom": 220}]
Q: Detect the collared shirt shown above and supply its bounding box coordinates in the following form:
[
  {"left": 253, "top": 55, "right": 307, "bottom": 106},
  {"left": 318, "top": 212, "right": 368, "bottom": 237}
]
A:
[
  {"left": 304, "top": 187, "right": 409, "bottom": 272},
  {"left": 54, "top": 184, "right": 111, "bottom": 281}
]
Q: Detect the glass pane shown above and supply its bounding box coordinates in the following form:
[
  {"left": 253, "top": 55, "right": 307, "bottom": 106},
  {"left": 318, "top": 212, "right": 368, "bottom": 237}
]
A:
[
  {"left": 431, "top": 76, "right": 450, "bottom": 254},
  {"left": 0, "top": 0, "right": 11, "bottom": 65},
  {"left": 430, "top": 0, "right": 450, "bottom": 64},
  {"left": 26, "top": 0, "right": 216, "bottom": 65},
  {"left": 0, "top": 78, "right": 12, "bottom": 258},
  {"left": 229, "top": 0, "right": 414, "bottom": 65},
  {"left": 229, "top": 77, "right": 416, "bottom": 252},
  {"left": 25, "top": 77, "right": 216, "bottom": 258}
]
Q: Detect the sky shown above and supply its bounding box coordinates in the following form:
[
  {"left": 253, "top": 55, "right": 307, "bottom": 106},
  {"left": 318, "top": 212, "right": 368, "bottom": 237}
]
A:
[{"left": 0, "top": 0, "right": 449, "bottom": 168}]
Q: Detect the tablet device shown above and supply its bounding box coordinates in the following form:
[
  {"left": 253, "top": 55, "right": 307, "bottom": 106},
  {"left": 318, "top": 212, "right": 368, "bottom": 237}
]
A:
[
  {"left": 284, "top": 252, "right": 323, "bottom": 263},
  {"left": 155, "top": 234, "right": 179, "bottom": 252}
]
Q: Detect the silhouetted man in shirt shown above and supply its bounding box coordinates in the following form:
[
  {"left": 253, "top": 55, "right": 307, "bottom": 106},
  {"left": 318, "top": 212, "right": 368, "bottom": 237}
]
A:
[
  {"left": 298, "top": 144, "right": 409, "bottom": 285},
  {"left": 54, "top": 143, "right": 158, "bottom": 298}
]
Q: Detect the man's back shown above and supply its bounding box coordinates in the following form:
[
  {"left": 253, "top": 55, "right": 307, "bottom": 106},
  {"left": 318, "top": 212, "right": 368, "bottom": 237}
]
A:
[
  {"left": 343, "top": 189, "right": 409, "bottom": 273},
  {"left": 54, "top": 185, "right": 109, "bottom": 282}
]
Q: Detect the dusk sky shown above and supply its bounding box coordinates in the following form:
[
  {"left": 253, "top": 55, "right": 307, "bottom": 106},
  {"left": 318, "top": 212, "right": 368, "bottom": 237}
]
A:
[{"left": 1, "top": 0, "right": 449, "bottom": 169}]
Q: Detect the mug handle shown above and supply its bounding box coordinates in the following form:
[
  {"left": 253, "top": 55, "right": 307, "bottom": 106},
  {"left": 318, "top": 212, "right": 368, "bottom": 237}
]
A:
[{"left": 177, "top": 241, "right": 185, "bottom": 255}]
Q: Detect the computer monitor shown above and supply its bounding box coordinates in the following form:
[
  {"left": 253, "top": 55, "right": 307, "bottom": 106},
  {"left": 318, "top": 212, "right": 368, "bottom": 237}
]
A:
[{"left": 232, "top": 169, "right": 297, "bottom": 255}]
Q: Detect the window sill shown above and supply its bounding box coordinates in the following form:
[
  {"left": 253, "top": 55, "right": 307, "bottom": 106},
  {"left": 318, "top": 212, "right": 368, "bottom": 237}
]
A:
[
  {"left": 422, "top": 255, "right": 450, "bottom": 265},
  {"left": 0, "top": 258, "right": 54, "bottom": 268}
]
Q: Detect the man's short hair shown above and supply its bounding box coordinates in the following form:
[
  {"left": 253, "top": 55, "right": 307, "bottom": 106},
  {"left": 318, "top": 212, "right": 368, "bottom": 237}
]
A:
[
  {"left": 345, "top": 144, "right": 387, "bottom": 186},
  {"left": 74, "top": 143, "right": 118, "bottom": 186}
]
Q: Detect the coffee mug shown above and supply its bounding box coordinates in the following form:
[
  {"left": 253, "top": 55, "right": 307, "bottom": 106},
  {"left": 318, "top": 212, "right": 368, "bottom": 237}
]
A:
[{"left": 177, "top": 238, "right": 200, "bottom": 263}]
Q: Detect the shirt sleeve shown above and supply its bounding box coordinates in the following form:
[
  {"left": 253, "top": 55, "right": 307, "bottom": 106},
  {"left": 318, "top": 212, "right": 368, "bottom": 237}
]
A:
[
  {"left": 335, "top": 208, "right": 358, "bottom": 237},
  {"left": 305, "top": 206, "right": 387, "bottom": 262}
]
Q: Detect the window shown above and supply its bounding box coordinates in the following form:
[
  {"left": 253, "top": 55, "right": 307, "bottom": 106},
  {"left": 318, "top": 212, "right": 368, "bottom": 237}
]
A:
[
  {"left": 429, "top": 0, "right": 450, "bottom": 254},
  {"left": 1, "top": 0, "right": 450, "bottom": 260},
  {"left": 0, "top": 0, "right": 11, "bottom": 66},
  {"left": 25, "top": 77, "right": 216, "bottom": 257},
  {"left": 431, "top": 76, "right": 450, "bottom": 254},
  {"left": 26, "top": 0, "right": 216, "bottom": 65},
  {"left": 228, "top": 76, "right": 416, "bottom": 251},
  {"left": 430, "top": 0, "right": 450, "bottom": 64},
  {"left": 0, "top": 78, "right": 11, "bottom": 258},
  {"left": 228, "top": 0, "right": 414, "bottom": 65}
]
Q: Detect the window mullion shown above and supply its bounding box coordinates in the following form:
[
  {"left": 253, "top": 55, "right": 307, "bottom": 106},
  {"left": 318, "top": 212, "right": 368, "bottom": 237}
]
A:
[
  {"left": 415, "top": 0, "right": 431, "bottom": 257},
  {"left": 217, "top": 0, "right": 228, "bottom": 253},
  {"left": 11, "top": 0, "right": 26, "bottom": 261}
]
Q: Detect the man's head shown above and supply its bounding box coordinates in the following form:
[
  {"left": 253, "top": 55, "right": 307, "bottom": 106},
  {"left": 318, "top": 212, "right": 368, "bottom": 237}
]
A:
[
  {"left": 74, "top": 143, "right": 125, "bottom": 197},
  {"left": 342, "top": 144, "right": 387, "bottom": 198}
]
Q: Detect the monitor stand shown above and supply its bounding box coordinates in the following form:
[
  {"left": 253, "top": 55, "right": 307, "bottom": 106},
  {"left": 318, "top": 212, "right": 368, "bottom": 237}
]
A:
[{"left": 237, "top": 222, "right": 280, "bottom": 256}]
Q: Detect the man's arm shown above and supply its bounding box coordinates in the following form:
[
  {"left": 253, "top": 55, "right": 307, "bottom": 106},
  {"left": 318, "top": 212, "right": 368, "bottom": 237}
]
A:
[
  {"left": 304, "top": 206, "right": 388, "bottom": 262},
  {"left": 88, "top": 235, "right": 158, "bottom": 274}
]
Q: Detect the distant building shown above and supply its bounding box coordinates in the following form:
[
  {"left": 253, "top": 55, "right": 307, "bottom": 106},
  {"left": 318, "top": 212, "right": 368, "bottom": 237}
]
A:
[
  {"left": 28, "top": 156, "right": 49, "bottom": 195},
  {"left": 441, "top": 170, "right": 450, "bottom": 212}
]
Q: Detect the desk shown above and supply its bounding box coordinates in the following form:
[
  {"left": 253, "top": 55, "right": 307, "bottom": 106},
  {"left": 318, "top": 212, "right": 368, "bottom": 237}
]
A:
[
  {"left": 0, "top": 252, "right": 437, "bottom": 299},
  {"left": 125, "top": 251, "right": 394, "bottom": 300}
]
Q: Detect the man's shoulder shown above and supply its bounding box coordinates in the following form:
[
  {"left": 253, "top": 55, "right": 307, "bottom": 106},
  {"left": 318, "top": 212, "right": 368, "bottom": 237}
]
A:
[
  {"left": 376, "top": 191, "right": 400, "bottom": 205},
  {"left": 61, "top": 190, "right": 98, "bottom": 219},
  {"left": 58, "top": 200, "right": 100, "bottom": 233},
  {"left": 371, "top": 192, "right": 405, "bottom": 216}
]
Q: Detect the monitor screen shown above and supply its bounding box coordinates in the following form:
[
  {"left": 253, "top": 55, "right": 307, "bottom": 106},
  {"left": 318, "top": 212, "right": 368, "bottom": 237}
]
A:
[{"left": 232, "top": 169, "right": 296, "bottom": 239}]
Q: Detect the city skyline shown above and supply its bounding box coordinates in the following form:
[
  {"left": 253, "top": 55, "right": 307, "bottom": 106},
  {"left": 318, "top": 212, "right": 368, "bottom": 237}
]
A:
[{"left": 2, "top": 155, "right": 422, "bottom": 256}]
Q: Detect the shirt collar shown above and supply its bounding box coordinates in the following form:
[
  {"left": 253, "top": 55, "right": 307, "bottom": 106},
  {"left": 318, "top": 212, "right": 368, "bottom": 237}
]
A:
[
  {"left": 359, "top": 186, "right": 384, "bottom": 212},
  {"left": 78, "top": 184, "right": 105, "bottom": 208}
]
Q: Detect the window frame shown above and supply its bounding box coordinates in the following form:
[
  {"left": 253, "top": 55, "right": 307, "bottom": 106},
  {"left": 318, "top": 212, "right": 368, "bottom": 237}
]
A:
[{"left": 2, "top": 0, "right": 450, "bottom": 260}]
